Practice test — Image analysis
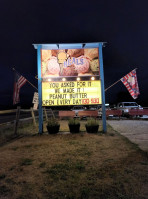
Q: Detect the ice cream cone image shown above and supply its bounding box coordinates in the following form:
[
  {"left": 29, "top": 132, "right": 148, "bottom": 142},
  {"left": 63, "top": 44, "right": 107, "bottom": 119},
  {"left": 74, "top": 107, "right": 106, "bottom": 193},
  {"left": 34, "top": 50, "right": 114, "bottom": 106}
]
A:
[
  {"left": 57, "top": 51, "right": 67, "bottom": 64},
  {"left": 59, "top": 63, "right": 64, "bottom": 76}
]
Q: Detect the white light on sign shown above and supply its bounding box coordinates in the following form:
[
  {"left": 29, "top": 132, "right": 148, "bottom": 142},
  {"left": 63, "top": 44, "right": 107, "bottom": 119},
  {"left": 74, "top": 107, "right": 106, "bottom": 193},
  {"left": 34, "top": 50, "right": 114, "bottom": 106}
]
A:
[
  {"left": 62, "top": 78, "right": 66, "bottom": 81},
  {"left": 91, "top": 77, "right": 95, "bottom": 81}
]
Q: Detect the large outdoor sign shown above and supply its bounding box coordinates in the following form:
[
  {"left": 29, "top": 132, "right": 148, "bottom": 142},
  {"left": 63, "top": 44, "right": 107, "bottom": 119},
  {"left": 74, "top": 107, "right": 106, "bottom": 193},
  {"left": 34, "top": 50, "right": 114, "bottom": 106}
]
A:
[
  {"left": 33, "top": 43, "right": 106, "bottom": 133},
  {"left": 42, "top": 80, "right": 102, "bottom": 106},
  {"left": 41, "top": 47, "right": 101, "bottom": 106},
  {"left": 41, "top": 48, "right": 100, "bottom": 78}
]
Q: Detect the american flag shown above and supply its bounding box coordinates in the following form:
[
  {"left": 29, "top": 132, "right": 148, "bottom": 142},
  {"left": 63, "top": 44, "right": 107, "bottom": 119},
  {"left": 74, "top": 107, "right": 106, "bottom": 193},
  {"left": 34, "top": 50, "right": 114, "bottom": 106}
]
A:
[
  {"left": 121, "top": 69, "right": 140, "bottom": 99},
  {"left": 13, "top": 73, "right": 27, "bottom": 105}
]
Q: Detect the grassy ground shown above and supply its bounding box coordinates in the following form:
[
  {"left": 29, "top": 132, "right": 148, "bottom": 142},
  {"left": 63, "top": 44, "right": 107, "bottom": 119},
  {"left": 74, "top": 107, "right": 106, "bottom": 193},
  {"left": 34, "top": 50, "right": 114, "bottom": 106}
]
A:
[{"left": 0, "top": 120, "right": 148, "bottom": 199}]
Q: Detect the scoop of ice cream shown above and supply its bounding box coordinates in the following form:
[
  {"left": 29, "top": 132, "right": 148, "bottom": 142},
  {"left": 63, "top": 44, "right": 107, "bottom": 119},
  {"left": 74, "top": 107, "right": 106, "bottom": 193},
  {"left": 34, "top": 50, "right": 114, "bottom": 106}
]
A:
[
  {"left": 60, "top": 65, "right": 78, "bottom": 76},
  {"left": 46, "top": 57, "right": 60, "bottom": 75},
  {"left": 51, "top": 50, "right": 59, "bottom": 57},
  {"left": 67, "top": 49, "right": 84, "bottom": 58},
  {"left": 41, "top": 50, "right": 51, "bottom": 61},
  {"left": 90, "top": 59, "right": 99, "bottom": 72},
  {"left": 84, "top": 48, "right": 98, "bottom": 60},
  {"left": 51, "top": 49, "right": 65, "bottom": 57},
  {"left": 74, "top": 56, "right": 90, "bottom": 74}
]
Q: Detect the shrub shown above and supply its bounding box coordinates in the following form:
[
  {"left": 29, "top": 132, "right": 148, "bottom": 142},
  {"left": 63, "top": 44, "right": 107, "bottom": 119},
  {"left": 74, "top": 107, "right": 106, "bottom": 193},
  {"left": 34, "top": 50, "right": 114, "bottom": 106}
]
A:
[
  {"left": 86, "top": 118, "right": 99, "bottom": 127},
  {"left": 47, "top": 117, "right": 60, "bottom": 134},
  {"left": 68, "top": 118, "right": 80, "bottom": 125},
  {"left": 47, "top": 117, "right": 59, "bottom": 127}
]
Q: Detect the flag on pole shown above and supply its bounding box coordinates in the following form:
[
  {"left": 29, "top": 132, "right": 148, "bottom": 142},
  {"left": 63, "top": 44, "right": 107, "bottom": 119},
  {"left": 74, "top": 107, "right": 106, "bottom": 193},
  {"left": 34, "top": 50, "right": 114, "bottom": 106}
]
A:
[
  {"left": 13, "top": 73, "right": 27, "bottom": 105},
  {"left": 121, "top": 69, "right": 140, "bottom": 99}
]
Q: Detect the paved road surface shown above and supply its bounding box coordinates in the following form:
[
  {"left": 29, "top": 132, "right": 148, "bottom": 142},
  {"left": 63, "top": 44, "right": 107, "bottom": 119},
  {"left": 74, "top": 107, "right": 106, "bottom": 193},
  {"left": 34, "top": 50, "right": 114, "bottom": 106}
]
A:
[{"left": 107, "top": 120, "right": 148, "bottom": 151}]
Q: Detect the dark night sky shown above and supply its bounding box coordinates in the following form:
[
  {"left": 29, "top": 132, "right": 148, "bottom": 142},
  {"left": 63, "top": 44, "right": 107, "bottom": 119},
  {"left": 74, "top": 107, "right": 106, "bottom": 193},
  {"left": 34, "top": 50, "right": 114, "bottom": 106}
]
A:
[{"left": 0, "top": 0, "right": 148, "bottom": 109}]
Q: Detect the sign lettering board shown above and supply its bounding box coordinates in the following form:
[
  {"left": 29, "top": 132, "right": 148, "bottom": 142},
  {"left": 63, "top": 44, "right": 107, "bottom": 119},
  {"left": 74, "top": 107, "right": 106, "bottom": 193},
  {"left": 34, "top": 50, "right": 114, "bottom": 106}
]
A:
[{"left": 42, "top": 80, "right": 102, "bottom": 106}]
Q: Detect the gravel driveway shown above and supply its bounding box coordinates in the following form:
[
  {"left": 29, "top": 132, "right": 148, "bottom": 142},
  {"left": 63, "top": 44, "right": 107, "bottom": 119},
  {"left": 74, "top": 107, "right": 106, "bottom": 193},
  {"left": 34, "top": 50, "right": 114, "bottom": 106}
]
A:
[{"left": 107, "top": 120, "right": 148, "bottom": 151}]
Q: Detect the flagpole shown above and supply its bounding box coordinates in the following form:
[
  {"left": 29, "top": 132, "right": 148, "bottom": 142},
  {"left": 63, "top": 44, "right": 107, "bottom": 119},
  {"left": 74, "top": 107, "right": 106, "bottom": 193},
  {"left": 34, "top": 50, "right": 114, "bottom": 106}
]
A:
[
  {"left": 105, "top": 79, "right": 121, "bottom": 91},
  {"left": 105, "top": 68, "right": 138, "bottom": 92},
  {"left": 12, "top": 67, "right": 38, "bottom": 91}
]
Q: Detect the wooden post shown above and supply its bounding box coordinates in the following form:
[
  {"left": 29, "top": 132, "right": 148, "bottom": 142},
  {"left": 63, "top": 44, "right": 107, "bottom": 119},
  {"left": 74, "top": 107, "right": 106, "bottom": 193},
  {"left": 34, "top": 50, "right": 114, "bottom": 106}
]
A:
[
  {"left": 44, "top": 107, "right": 48, "bottom": 122},
  {"left": 30, "top": 107, "right": 37, "bottom": 127},
  {"left": 14, "top": 106, "right": 21, "bottom": 135}
]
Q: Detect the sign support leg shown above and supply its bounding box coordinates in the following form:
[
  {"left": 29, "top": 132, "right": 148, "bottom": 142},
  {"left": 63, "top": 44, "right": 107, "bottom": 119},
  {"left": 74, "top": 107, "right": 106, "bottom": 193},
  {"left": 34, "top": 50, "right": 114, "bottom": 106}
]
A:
[
  {"left": 99, "top": 43, "right": 107, "bottom": 133},
  {"left": 37, "top": 45, "right": 43, "bottom": 134}
]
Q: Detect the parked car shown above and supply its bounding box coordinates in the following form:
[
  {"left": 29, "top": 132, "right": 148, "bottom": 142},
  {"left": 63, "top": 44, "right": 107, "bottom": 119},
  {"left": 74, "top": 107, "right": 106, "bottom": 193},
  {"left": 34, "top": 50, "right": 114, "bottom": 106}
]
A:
[
  {"left": 89, "top": 104, "right": 110, "bottom": 117},
  {"left": 71, "top": 106, "right": 86, "bottom": 116},
  {"left": 88, "top": 105, "right": 99, "bottom": 110},
  {"left": 116, "top": 102, "right": 143, "bottom": 116},
  {"left": 86, "top": 105, "right": 102, "bottom": 118}
]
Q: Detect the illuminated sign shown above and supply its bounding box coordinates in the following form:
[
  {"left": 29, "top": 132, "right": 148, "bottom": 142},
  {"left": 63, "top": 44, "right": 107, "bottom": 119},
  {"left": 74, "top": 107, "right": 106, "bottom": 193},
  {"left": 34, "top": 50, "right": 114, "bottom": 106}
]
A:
[
  {"left": 41, "top": 48, "right": 101, "bottom": 107},
  {"left": 42, "top": 80, "right": 102, "bottom": 106},
  {"left": 41, "top": 48, "right": 100, "bottom": 78}
]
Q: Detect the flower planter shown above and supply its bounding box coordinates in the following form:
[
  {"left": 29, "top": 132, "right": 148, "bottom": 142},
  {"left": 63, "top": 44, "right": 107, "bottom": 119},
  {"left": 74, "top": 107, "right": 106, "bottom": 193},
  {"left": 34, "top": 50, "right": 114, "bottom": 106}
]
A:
[
  {"left": 85, "top": 125, "right": 99, "bottom": 133},
  {"left": 69, "top": 124, "right": 80, "bottom": 133},
  {"left": 47, "top": 125, "right": 60, "bottom": 134}
]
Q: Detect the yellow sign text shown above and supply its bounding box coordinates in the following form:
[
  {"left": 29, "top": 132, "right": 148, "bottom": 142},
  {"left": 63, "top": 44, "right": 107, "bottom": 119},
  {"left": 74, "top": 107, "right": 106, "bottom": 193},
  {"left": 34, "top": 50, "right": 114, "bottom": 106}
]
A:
[{"left": 42, "top": 80, "right": 102, "bottom": 106}]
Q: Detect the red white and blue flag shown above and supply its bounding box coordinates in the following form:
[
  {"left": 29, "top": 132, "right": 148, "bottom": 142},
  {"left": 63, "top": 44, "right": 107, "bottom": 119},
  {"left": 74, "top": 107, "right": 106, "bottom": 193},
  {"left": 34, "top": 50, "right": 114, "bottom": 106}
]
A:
[
  {"left": 13, "top": 73, "right": 27, "bottom": 105},
  {"left": 121, "top": 69, "right": 140, "bottom": 99}
]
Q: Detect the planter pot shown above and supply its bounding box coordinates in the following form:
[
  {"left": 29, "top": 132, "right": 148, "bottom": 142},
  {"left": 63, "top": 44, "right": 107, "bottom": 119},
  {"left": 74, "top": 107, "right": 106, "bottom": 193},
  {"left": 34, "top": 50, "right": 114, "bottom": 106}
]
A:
[
  {"left": 85, "top": 125, "right": 99, "bottom": 133},
  {"left": 47, "top": 125, "right": 60, "bottom": 134},
  {"left": 68, "top": 124, "right": 80, "bottom": 133}
]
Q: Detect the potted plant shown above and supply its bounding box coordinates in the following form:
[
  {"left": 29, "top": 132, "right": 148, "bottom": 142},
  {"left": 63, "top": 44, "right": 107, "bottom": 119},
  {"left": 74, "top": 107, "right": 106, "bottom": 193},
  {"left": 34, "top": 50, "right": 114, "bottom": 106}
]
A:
[
  {"left": 68, "top": 118, "right": 80, "bottom": 133},
  {"left": 85, "top": 118, "right": 99, "bottom": 133},
  {"left": 46, "top": 117, "right": 60, "bottom": 134}
]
